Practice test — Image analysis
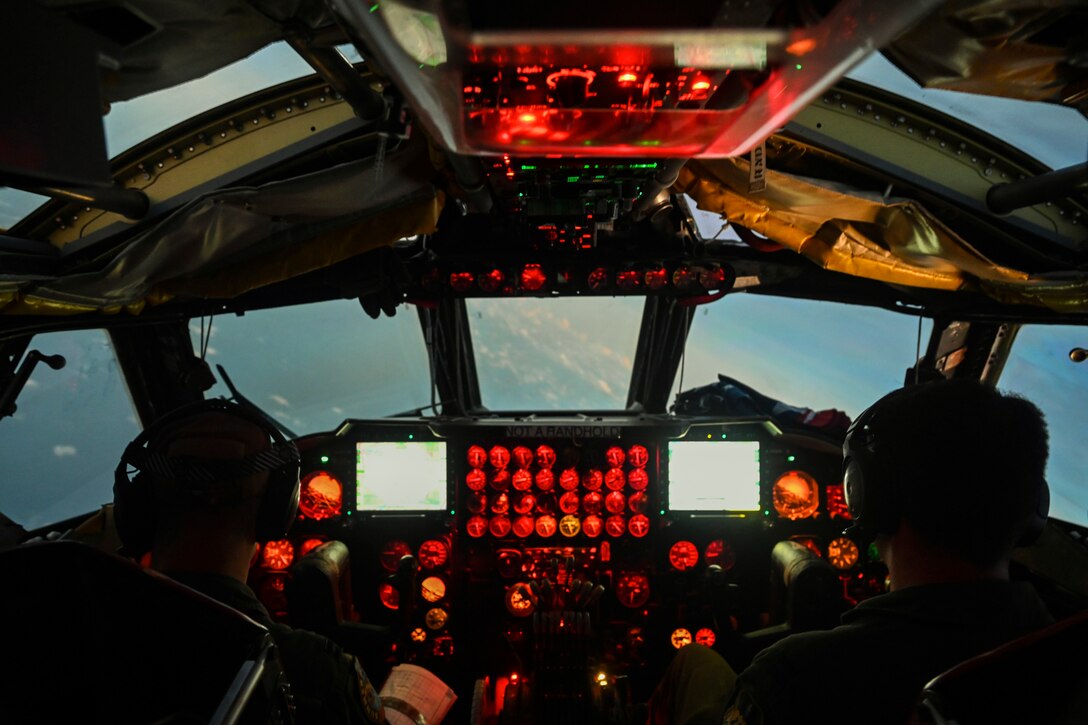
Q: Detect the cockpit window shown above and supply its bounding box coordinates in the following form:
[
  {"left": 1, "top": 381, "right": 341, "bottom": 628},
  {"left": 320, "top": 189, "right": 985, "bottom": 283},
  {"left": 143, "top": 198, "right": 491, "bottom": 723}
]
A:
[
  {"left": 194, "top": 299, "right": 432, "bottom": 431},
  {"left": 999, "top": 325, "right": 1088, "bottom": 527},
  {"left": 673, "top": 293, "right": 933, "bottom": 420},
  {"left": 468, "top": 297, "right": 643, "bottom": 411},
  {"left": 0, "top": 330, "right": 139, "bottom": 529}
]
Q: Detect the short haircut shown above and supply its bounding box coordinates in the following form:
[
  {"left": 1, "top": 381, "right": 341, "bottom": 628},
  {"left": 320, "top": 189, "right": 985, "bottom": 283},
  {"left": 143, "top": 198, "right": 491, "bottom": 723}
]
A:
[{"left": 871, "top": 380, "right": 1048, "bottom": 567}]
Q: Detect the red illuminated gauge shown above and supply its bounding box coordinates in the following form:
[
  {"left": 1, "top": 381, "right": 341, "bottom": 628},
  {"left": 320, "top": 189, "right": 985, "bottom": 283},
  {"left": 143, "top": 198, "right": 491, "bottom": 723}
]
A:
[
  {"left": 536, "top": 445, "right": 556, "bottom": 469},
  {"left": 773, "top": 470, "right": 820, "bottom": 521},
  {"left": 605, "top": 515, "right": 626, "bottom": 538},
  {"left": 410, "top": 628, "right": 427, "bottom": 643},
  {"left": 450, "top": 272, "right": 474, "bottom": 293},
  {"left": 671, "top": 628, "right": 693, "bottom": 649},
  {"left": 490, "top": 446, "right": 511, "bottom": 469},
  {"left": 520, "top": 263, "right": 548, "bottom": 291},
  {"left": 535, "top": 515, "right": 558, "bottom": 538},
  {"left": 705, "top": 539, "right": 736, "bottom": 571},
  {"left": 298, "top": 537, "right": 326, "bottom": 557},
  {"left": 628, "top": 469, "right": 649, "bottom": 491},
  {"left": 669, "top": 541, "right": 700, "bottom": 571},
  {"left": 466, "top": 470, "right": 487, "bottom": 491},
  {"left": 582, "top": 515, "right": 603, "bottom": 538},
  {"left": 467, "top": 445, "right": 488, "bottom": 469},
  {"left": 587, "top": 267, "right": 609, "bottom": 291},
  {"left": 535, "top": 469, "right": 555, "bottom": 491},
  {"left": 299, "top": 472, "right": 343, "bottom": 520},
  {"left": 698, "top": 265, "right": 729, "bottom": 290},
  {"left": 379, "top": 540, "right": 413, "bottom": 572},
  {"left": 535, "top": 493, "right": 557, "bottom": 514},
  {"left": 258, "top": 575, "right": 287, "bottom": 616},
  {"left": 826, "top": 484, "right": 852, "bottom": 520},
  {"left": 673, "top": 265, "right": 694, "bottom": 289},
  {"left": 628, "top": 491, "right": 649, "bottom": 514},
  {"left": 559, "top": 492, "right": 581, "bottom": 515},
  {"left": 615, "top": 571, "right": 651, "bottom": 608},
  {"left": 506, "top": 582, "right": 537, "bottom": 617},
  {"left": 489, "top": 515, "right": 512, "bottom": 538},
  {"left": 261, "top": 540, "right": 295, "bottom": 570},
  {"left": 513, "top": 446, "right": 534, "bottom": 469},
  {"left": 514, "top": 493, "right": 536, "bottom": 515},
  {"left": 605, "top": 468, "right": 626, "bottom": 490},
  {"left": 628, "top": 514, "right": 650, "bottom": 538},
  {"left": 513, "top": 516, "right": 535, "bottom": 538},
  {"left": 512, "top": 469, "right": 532, "bottom": 491},
  {"left": 827, "top": 536, "right": 860, "bottom": 570},
  {"left": 582, "top": 491, "right": 603, "bottom": 515},
  {"left": 479, "top": 268, "right": 504, "bottom": 292},
  {"left": 466, "top": 516, "right": 489, "bottom": 538},
  {"left": 421, "top": 576, "right": 446, "bottom": 603},
  {"left": 418, "top": 539, "right": 449, "bottom": 569},
  {"left": 605, "top": 446, "right": 626, "bottom": 468},
  {"left": 695, "top": 628, "right": 717, "bottom": 647},
  {"left": 378, "top": 582, "right": 400, "bottom": 610},
  {"left": 628, "top": 445, "right": 649, "bottom": 468},
  {"left": 644, "top": 266, "right": 668, "bottom": 290},
  {"left": 425, "top": 607, "right": 449, "bottom": 630},
  {"left": 559, "top": 515, "right": 582, "bottom": 537},
  {"left": 490, "top": 492, "right": 510, "bottom": 514},
  {"left": 583, "top": 469, "right": 603, "bottom": 491},
  {"left": 467, "top": 492, "right": 487, "bottom": 513},
  {"left": 490, "top": 470, "right": 511, "bottom": 491},
  {"left": 559, "top": 468, "right": 580, "bottom": 490},
  {"left": 605, "top": 491, "right": 626, "bottom": 514},
  {"left": 496, "top": 549, "right": 523, "bottom": 578},
  {"left": 616, "top": 268, "right": 641, "bottom": 291}
]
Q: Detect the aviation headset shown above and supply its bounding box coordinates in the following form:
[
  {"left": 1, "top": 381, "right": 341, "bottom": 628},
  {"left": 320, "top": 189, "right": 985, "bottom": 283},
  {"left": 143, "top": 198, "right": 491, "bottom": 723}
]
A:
[
  {"left": 113, "top": 398, "right": 301, "bottom": 556},
  {"left": 842, "top": 385, "right": 1049, "bottom": 546}
]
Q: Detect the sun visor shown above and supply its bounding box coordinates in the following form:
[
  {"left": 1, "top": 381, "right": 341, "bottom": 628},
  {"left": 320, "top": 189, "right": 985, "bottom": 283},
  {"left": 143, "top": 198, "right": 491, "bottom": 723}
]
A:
[{"left": 675, "top": 159, "right": 1088, "bottom": 311}]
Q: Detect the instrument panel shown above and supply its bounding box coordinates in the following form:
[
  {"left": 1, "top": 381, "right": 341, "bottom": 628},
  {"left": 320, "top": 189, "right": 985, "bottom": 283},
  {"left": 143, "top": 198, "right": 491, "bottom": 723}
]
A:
[{"left": 250, "top": 416, "right": 886, "bottom": 714}]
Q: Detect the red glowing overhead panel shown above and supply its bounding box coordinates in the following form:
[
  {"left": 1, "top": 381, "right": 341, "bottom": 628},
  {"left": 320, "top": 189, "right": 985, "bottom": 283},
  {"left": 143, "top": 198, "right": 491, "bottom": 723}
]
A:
[{"left": 331, "top": 0, "right": 942, "bottom": 157}]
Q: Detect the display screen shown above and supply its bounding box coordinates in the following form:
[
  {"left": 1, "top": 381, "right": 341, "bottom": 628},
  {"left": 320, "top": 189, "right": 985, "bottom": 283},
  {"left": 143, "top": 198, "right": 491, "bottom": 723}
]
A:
[
  {"left": 667, "top": 440, "right": 761, "bottom": 511},
  {"left": 355, "top": 441, "right": 447, "bottom": 511}
]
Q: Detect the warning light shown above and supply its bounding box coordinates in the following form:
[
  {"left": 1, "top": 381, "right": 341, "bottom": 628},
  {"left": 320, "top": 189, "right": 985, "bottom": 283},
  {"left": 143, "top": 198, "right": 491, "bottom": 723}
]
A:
[
  {"left": 520, "top": 264, "right": 548, "bottom": 291},
  {"left": 691, "top": 77, "right": 712, "bottom": 92},
  {"left": 617, "top": 72, "right": 639, "bottom": 84},
  {"left": 479, "top": 268, "right": 505, "bottom": 292},
  {"left": 587, "top": 267, "right": 610, "bottom": 291},
  {"left": 518, "top": 112, "right": 538, "bottom": 124},
  {"left": 261, "top": 540, "right": 295, "bottom": 570},
  {"left": 450, "top": 271, "right": 475, "bottom": 293},
  {"left": 299, "top": 472, "right": 343, "bottom": 520}
]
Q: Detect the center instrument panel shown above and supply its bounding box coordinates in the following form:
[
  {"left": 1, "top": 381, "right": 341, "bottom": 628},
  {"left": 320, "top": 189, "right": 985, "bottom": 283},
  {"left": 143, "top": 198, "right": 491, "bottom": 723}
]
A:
[{"left": 253, "top": 416, "right": 886, "bottom": 713}]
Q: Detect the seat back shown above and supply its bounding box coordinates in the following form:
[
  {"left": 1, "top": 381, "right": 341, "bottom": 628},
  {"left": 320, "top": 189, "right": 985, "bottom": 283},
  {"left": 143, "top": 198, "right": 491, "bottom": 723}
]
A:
[
  {"left": 912, "top": 608, "right": 1088, "bottom": 725},
  {"left": 0, "top": 541, "right": 292, "bottom": 724}
]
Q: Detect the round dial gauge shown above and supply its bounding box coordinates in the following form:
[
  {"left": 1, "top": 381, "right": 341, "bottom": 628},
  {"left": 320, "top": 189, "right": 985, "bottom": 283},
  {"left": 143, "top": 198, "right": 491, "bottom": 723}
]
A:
[
  {"left": 489, "top": 446, "right": 511, "bottom": 469},
  {"left": 489, "top": 515, "right": 512, "bottom": 538},
  {"left": 582, "top": 515, "right": 603, "bottom": 538},
  {"left": 513, "top": 446, "right": 534, "bottom": 469},
  {"left": 467, "top": 445, "right": 488, "bottom": 469},
  {"left": 669, "top": 541, "right": 700, "bottom": 571},
  {"left": 535, "top": 469, "right": 555, "bottom": 491},
  {"left": 559, "top": 468, "right": 579, "bottom": 490},
  {"left": 299, "top": 537, "right": 326, "bottom": 557},
  {"left": 490, "top": 492, "right": 510, "bottom": 514},
  {"left": 583, "top": 469, "right": 603, "bottom": 491},
  {"left": 512, "top": 470, "right": 532, "bottom": 491},
  {"left": 605, "top": 446, "right": 626, "bottom": 468},
  {"left": 628, "top": 514, "right": 650, "bottom": 538},
  {"left": 605, "top": 468, "right": 626, "bottom": 490},
  {"left": 378, "top": 582, "right": 400, "bottom": 610},
  {"left": 466, "top": 515, "right": 488, "bottom": 538},
  {"left": 490, "top": 469, "right": 510, "bottom": 491},
  {"left": 418, "top": 539, "right": 449, "bottom": 569},
  {"left": 299, "top": 472, "right": 343, "bottom": 520},
  {"left": 605, "top": 491, "right": 626, "bottom": 514},
  {"left": 559, "top": 515, "right": 581, "bottom": 537},
  {"left": 559, "top": 491, "right": 581, "bottom": 514},
  {"left": 379, "top": 540, "right": 412, "bottom": 572},
  {"left": 467, "top": 492, "right": 487, "bottom": 513},
  {"left": 505, "top": 582, "right": 537, "bottom": 617},
  {"left": 670, "top": 628, "right": 693, "bottom": 649},
  {"left": 514, "top": 493, "right": 536, "bottom": 515},
  {"left": 536, "top": 445, "right": 556, "bottom": 469},
  {"left": 535, "top": 492, "right": 557, "bottom": 514},
  {"left": 628, "top": 468, "right": 649, "bottom": 491},
  {"left": 627, "top": 445, "right": 649, "bottom": 468},
  {"left": 704, "top": 539, "right": 736, "bottom": 571},
  {"left": 425, "top": 607, "right": 448, "bottom": 630},
  {"left": 535, "top": 514, "right": 558, "bottom": 538},
  {"left": 605, "top": 515, "right": 626, "bottom": 538},
  {"left": 466, "top": 470, "right": 487, "bottom": 491},
  {"left": 615, "top": 571, "right": 651, "bottom": 608},
  {"left": 582, "top": 491, "right": 603, "bottom": 515},
  {"left": 410, "top": 628, "right": 427, "bottom": 643},
  {"left": 513, "top": 515, "right": 535, "bottom": 538},
  {"left": 421, "top": 576, "right": 446, "bottom": 603},
  {"left": 695, "top": 628, "right": 716, "bottom": 647},
  {"left": 261, "top": 540, "right": 295, "bottom": 571},
  {"left": 772, "top": 470, "right": 820, "bottom": 521},
  {"left": 628, "top": 491, "right": 649, "bottom": 514},
  {"left": 827, "top": 536, "right": 860, "bottom": 570}
]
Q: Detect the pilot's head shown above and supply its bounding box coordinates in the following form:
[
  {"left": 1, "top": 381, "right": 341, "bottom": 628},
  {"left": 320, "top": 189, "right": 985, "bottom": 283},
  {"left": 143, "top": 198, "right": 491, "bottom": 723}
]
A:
[
  {"left": 843, "top": 380, "right": 1049, "bottom": 569},
  {"left": 114, "top": 400, "right": 300, "bottom": 558}
]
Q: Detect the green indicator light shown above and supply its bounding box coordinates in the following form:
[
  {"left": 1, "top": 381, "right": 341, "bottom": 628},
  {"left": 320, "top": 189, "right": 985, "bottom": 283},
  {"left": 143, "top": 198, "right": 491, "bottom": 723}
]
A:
[
  {"left": 720, "top": 433, "right": 727, "bottom": 439},
  {"left": 795, "top": 63, "right": 803, "bottom": 70},
  {"left": 369, "top": 3, "right": 379, "bottom": 12},
  {"left": 521, "top": 164, "right": 537, "bottom": 170},
  {"left": 584, "top": 164, "right": 590, "bottom": 168},
  {"left": 346, "top": 510, "right": 353, "bottom": 516},
  {"left": 636, "top": 139, "right": 662, "bottom": 146},
  {"left": 763, "top": 510, "right": 771, "bottom": 516},
  {"left": 567, "top": 176, "right": 580, "bottom": 183},
  {"left": 320, "top": 455, "right": 329, "bottom": 463},
  {"left": 408, "top": 434, "right": 414, "bottom": 440},
  {"left": 450, "top": 510, "right": 456, "bottom": 516},
  {"left": 583, "top": 139, "right": 595, "bottom": 146},
  {"left": 787, "top": 455, "right": 796, "bottom": 462},
  {"left": 659, "top": 509, "right": 666, "bottom": 516}
]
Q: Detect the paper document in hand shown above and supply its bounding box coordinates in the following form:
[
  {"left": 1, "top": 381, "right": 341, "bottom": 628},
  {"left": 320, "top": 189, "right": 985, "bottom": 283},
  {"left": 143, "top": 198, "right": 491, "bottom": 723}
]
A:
[{"left": 380, "top": 663, "right": 457, "bottom": 725}]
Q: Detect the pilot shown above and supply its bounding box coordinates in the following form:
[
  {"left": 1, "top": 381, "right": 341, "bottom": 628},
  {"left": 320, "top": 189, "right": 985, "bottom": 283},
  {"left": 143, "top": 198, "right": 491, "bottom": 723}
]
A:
[
  {"left": 648, "top": 379, "right": 1054, "bottom": 725},
  {"left": 113, "top": 399, "right": 388, "bottom": 725}
]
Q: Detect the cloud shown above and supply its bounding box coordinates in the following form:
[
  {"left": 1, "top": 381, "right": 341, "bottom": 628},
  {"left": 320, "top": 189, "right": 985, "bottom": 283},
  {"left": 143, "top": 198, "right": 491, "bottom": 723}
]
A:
[
  {"left": 270, "top": 394, "right": 290, "bottom": 407},
  {"left": 53, "top": 445, "right": 77, "bottom": 457}
]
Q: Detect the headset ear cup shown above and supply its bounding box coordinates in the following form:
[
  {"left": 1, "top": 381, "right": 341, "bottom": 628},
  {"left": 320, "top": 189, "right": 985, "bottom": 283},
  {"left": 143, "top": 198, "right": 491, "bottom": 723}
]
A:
[
  {"left": 113, "top": 471, "right": 155, "bottom": 556},
  {"left": 254, "top": 447, "right": 301, "bottom": 541}
]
